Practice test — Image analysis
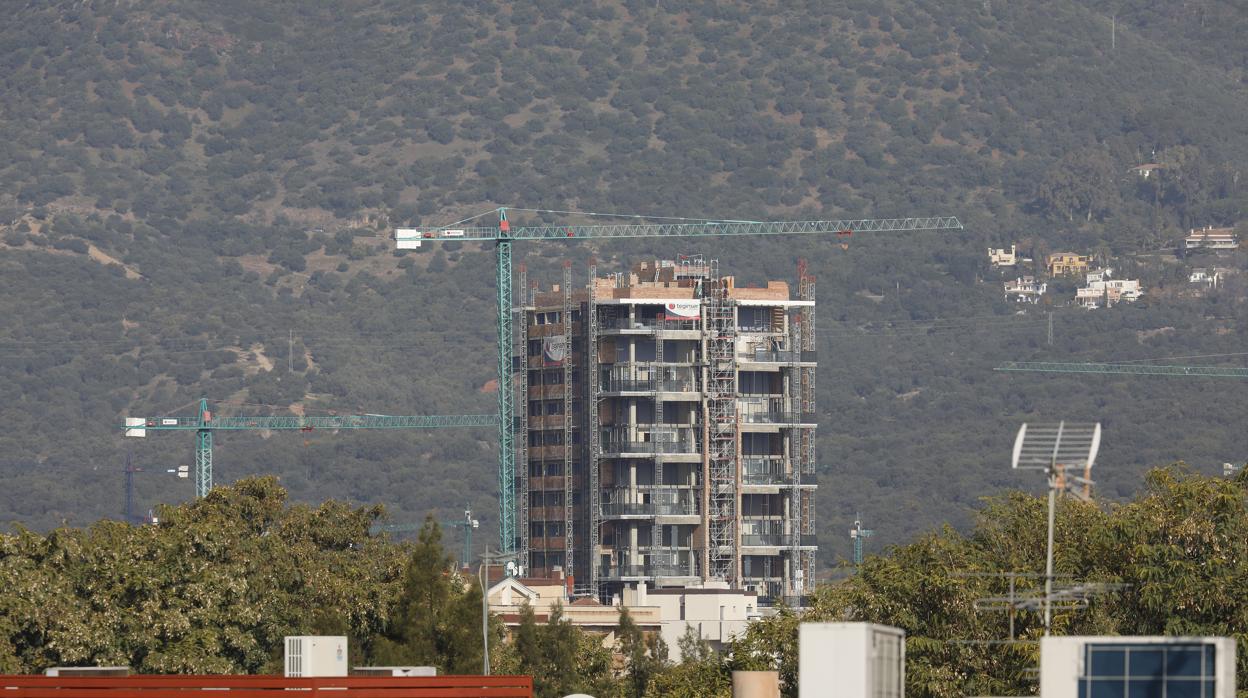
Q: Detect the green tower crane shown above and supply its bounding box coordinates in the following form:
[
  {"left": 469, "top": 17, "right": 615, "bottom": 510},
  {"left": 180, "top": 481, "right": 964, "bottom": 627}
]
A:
[
  {"left": 125, "top": 398, "right": 498, "bottom": 498},
  {"left": 370, "top": 507, "right": 480, "bottom": 567},
  {"left": 850, "top": 513, "right": 873, "bottom": 567},
  {"left": 396, "top": 209, "right": 963, "bottom": 556}
]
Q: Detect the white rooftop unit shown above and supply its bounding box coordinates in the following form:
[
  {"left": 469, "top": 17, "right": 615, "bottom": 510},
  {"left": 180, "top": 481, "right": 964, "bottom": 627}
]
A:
[
  {"left": 284, "top": 635, "right": 348, "bottom": 677},
  {"left": 799, "top": 622, "right": 904, "bottom": 698},
  {"left": 44, "top": 667, "right": 130, "bottom": 677},
  {"left": 1041, "top": 636, "right": 1236, "bottom": 698},
  {"left": 352, "top": 667, "right": 437, "bottom": 677}
]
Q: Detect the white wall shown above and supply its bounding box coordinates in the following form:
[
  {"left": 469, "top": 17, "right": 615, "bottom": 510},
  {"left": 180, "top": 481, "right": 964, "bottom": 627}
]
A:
[{"left": 798, "top": 623, "right": 905, "bottom": 698}]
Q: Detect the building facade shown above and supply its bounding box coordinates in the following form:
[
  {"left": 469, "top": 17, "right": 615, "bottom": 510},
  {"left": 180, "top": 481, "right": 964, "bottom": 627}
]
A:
[{"left": 515, "top": 258, "right": 817, "bottom": 606}]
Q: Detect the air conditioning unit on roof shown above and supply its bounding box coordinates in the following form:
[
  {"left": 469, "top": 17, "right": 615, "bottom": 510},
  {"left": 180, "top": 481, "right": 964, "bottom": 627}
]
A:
[{"left": 284, "top": 636, "right": 348, "bottom": 677}]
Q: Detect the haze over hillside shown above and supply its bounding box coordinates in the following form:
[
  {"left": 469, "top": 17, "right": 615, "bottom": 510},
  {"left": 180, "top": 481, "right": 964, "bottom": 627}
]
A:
[{"left": 1, "top": 0, "right": 1246, "bottom": 567}]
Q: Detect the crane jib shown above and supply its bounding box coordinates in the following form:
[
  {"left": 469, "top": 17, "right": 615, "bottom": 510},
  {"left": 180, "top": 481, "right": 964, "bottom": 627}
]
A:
[
  {"left": 125, "top": 414, "right": 500, "bottom": 430},
  {"left": 393, "top": 217, "right": 962, "bottom": 243}
]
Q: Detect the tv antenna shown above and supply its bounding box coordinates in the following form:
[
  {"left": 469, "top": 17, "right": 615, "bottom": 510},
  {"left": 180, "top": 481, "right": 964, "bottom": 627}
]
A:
[{"left": 1011, "top": 421, "right": 1101, "bottom": 635}]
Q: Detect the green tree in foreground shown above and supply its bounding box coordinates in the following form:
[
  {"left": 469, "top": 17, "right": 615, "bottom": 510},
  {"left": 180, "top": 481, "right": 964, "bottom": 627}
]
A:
[
  {"left": 369, "top": 516, "right": 494, "bottom": 675},
  {"left": 0, "top": 477, "right": 405, "bottom": 674},
  {"left": 646, "top": 626, "right": 731, "bottom": 698},
  {"left": 496, "top": 602, "right": 615, "bottom": 698}
]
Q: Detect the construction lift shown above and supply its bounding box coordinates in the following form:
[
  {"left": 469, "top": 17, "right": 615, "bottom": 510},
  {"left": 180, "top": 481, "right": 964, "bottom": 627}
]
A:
[
  {"left": 124, "top": 398, "right": 498, "bottom": 498},
  {"left": 396, "top": 208, "right": 964, "bottom": 569}
]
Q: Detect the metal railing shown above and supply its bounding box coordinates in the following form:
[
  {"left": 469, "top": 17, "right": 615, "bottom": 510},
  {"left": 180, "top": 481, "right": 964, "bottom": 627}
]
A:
[
  {"left": 740, "top": 349, "right": 800, "bottom": 363},
  {"left": 741, "top": 457, "right": 788, "bottom": 485},
  {"left": 741, "top": 533, "right": 796, "bottom": 547},
  {"left": 598, "top": 562, "right": 701, "bottom": 579},
  {"left": 740, "top": 410, "right": 804, "bottom": 424},
  {"left": 600, "top": 316, "right": 700, "bottom": 331},
  {"left": 602, "top": 426, "right": 701, "bottom": 454},
  {"left": 600, "top": 487, "right": 700, "bottom": 517},
  {"left": 740, "top": 533, "right": 818, "bottom": 547},
  {"left": 602, "top": 368, "right": 700, "bottom": 393}
]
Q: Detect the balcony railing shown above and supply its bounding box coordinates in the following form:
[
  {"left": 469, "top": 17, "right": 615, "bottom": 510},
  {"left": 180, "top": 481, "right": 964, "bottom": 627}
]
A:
[
  {"left": 598, "top": 562, "right": 700, "bottom": 579},
  {"left": 740, "top": 349, "right": 799, "bottom": 363},
  {"left": 602, "top": 426, "right": 701, "bottom": 454},
  {"left": 600, "top": 487, "right": 700, "bottom": 517},
  {"left": 741, "top": 457, "right": 788, "bottom": 485},
  {"left": 740, "top": 533, "right": 819, "bottom": 547},
  {"left": 740, "top": 410, "right": 805, "bottom": 425},
  {"left": 602, "top": 365, "right": 700, "bottom": 393},
  {"left": 741, "top": 533, "right": 796, "bottom": 547},
  {"left": 600, "top": 316, "right": 700, "bottom": 332}
]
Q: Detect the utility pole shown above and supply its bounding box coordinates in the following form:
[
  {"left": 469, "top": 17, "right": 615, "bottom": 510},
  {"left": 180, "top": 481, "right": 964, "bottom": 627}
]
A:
[
  {"left": 288, "top": 329, "right": 294, "bottom": 373},
  {"left": 1047, "top": 311, "right": 1054, "bottom": 346}
]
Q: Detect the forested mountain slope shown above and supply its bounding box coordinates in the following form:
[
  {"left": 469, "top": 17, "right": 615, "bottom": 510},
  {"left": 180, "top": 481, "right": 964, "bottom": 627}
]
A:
[{"left": 1, "top": 0, "right": 1246, "bottom": 567}]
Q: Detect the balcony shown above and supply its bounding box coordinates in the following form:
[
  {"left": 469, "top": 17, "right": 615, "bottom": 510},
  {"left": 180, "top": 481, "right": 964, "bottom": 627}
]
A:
[
  {"left": 601, "top": 426, "right": 702, "bottom": 455},
  {"left": 600, "top": 316, "right": 700, "bottom": 333},
  {"left": 740, "top": 533, "right": 819, "bottom": 548},
  {"left": 600, "top": 487, "right": 700, "bottom": 518},
  {"left": 598, "top": 561, "right": 700, "bottom": 579},
  {"left": 601, "top": 365, "right": 701, "bottom": 394},
  {"left": 741, "top": 457, "right": 789, "bottom": 485},
  {"left": 740, "top": 410, "right": 808, "bottom": 425},
  {"left": 740, "top": 349, "right": 799, "bottom": 363}
]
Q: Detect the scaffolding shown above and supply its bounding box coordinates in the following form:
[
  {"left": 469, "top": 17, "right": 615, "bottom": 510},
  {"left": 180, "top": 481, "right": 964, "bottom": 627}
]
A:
[
  {"left": 797, "top": 262, "right": 817, "bottom": 593},
  {"left": 587, "top": 262, "right": 601, "bottom": 597},
  {"left": 562, "top": 262, "right": 575, "bottom": 583},
  {"left": 652, "top": 295, "right": 666, "bottom": 576},
  {"left": 788, "top": 310, "right": 804, "bottom": 597},
  {"left": 706, "top": 260, "right": 739, "bottom": 584}
]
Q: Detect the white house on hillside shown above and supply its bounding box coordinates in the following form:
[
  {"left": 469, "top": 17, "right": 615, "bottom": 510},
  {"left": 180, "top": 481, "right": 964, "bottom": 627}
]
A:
[
  {"left": 988, "top": 245, "right": 1017, "bottom": 268},
  {"left": 1004, "top": 276, "right": 1047, "bottom": 303},
  {"left": 1077, "top": 278, "right": 1142, "bottom": 309}
]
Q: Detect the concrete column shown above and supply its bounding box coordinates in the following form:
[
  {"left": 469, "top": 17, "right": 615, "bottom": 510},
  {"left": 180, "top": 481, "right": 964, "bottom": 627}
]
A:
[{"left": 629, "top": 524, "right": 639, "bottom": 566}]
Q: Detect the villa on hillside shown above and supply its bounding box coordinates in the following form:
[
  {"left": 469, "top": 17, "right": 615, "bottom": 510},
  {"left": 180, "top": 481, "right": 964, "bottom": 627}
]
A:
[
  {"left": 988, "top": 245, "right": 1017, "bottom": 268},
  {"left": 1189, "top": 268, "right": 1222, "bottom": 287},
  {"left": 1004, "top": 276, "right": 1047, "bottom": 303},
  {"left": 1076, "top": 277, "right": 1142, "bottom": 309},
  {"left": 1046, "top": 252, "right": 1092, "bottom": 276},
  {"left": 1183, "top": 226, "right": 1239, "bottom": 252}
]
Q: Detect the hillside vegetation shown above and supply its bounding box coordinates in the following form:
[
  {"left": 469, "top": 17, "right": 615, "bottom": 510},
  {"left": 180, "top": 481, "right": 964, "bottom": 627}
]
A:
[{"left": 1, "top": 0, "right": 1247, "bottom": 566}]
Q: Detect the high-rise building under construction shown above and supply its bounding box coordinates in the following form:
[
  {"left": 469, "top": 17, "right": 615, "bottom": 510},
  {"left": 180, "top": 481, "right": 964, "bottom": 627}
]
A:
[{"left": 515, "top": 257, "right": 817, "bottom": 605}]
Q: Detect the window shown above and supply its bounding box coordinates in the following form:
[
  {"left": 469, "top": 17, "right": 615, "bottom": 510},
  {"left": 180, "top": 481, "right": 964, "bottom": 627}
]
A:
[{"left": 1080, "top": 643, "right": 1217, "bottom": 698}]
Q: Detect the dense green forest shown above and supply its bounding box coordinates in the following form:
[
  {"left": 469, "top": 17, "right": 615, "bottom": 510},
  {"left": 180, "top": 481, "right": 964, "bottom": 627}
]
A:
[
  {"left": 1, "top": 0, "right": 1247, "bottom": 567},
  {"left": 5, "top": 469, "right": 1248, "bottom": 698}
]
